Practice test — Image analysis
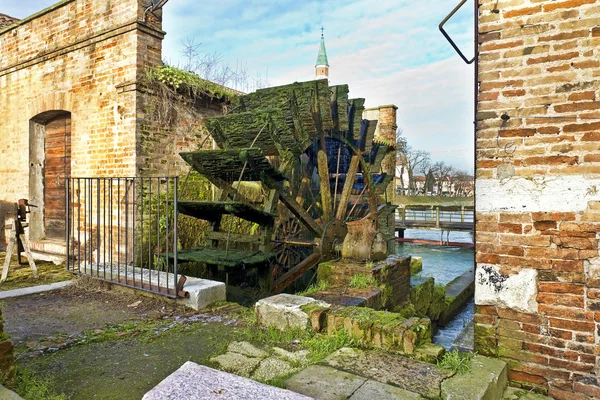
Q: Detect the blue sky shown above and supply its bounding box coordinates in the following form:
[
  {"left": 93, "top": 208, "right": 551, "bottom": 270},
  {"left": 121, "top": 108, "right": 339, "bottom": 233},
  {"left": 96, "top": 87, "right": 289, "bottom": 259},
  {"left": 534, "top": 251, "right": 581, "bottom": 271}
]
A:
[{"left": 5, "top": 0, "right": 475, "bottom": 172}]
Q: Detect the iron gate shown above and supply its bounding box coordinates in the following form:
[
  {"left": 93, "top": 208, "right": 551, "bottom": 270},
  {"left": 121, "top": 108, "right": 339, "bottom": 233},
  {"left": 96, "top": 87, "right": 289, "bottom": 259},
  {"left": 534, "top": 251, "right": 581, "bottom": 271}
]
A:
[{"left": 65, "top": 177, "right": 180, "bottom": 297}]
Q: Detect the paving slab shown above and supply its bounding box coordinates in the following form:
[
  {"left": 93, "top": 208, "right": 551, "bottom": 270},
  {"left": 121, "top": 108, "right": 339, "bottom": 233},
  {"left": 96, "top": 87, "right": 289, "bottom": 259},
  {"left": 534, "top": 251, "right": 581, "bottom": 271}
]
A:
[
  {"left": 143, "top": 361, "right": 312, "bottom": 400},
  {"left": 349, "top": 380, "right": 423, "bottom": 400},
  {"left": 285, "top": 365, "right": 366, "bottom": 400},
  {"left": 324, "top": 347, "right": 454, "bottom": 399},
  {"left": 441, "top": 355, "right": 507, "bottom": 400},
  {"left": 210, "top": 352, "right": 262, "bottom": 377},
  {"left": 227, "top": 341, "right": 268, "bottom": 358},
  {"left": 253, "top": 357, "right": 295, "bottom": 381}
]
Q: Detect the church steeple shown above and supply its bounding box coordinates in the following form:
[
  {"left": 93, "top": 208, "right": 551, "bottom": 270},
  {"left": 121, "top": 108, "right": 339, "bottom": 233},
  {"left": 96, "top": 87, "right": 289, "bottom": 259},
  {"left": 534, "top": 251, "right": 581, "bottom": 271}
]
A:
[{"left": 315, "top": 26, "right": 329, "bottom": 80}]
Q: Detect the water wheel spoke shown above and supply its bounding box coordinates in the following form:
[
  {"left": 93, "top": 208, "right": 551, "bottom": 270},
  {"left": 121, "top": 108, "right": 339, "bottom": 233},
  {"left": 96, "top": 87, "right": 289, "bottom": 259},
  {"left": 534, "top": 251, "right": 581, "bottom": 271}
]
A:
[
  {"left": 317, "top": 149, "right": 333, "bottom": 221},
  {"left": 272, "top": 251, "right": 321, "bottom": 294},
  {"left": 335, "top": 154, "right": 360, "bottom": 220}
]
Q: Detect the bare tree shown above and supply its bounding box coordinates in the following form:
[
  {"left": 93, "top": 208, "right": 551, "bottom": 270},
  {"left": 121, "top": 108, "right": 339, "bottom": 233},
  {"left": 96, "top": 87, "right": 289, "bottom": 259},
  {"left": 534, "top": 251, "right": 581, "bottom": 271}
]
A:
[
  {"left": 450, "top": 169, "right": 473, "bottom": 197},
  {"left": 431, "top": 161, "right": 455, "bottom": 196},
  {"left": 178, "top": 37, "right": 270, "bottom": 92}
]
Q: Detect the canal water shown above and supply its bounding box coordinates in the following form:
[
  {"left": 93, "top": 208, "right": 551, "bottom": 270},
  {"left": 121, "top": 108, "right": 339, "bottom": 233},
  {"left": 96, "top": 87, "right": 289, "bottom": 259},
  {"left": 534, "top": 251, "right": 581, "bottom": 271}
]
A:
[{"left": 395, "top": 229, "right": 474, "bottom": 349}]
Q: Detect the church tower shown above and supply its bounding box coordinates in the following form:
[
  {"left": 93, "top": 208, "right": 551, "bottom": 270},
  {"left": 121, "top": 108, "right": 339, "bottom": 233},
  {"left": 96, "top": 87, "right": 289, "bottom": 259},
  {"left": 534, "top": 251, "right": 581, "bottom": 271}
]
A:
[{"left": 315, "top": 27, "right": 329, "bottom": 80}]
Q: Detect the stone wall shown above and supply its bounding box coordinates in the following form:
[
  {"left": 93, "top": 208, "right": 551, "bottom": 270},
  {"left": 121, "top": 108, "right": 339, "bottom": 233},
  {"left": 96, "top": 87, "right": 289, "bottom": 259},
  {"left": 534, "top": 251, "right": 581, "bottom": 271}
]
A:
[
  {"left": 137, "top": 94, "right": 224, "bottom": 177},
  {"left": 363, "top": 105, "right": 398, "bottom": 202},
  {"left": 475, "top": 0, "right": 600, "bottom": 397}
]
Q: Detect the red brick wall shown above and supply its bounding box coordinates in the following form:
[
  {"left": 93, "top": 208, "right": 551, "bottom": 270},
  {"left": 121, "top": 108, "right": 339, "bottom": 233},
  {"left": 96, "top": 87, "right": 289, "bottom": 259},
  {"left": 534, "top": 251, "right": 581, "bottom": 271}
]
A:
[{"left": 475, "top": 0, "right": 600, "bottom": 397}]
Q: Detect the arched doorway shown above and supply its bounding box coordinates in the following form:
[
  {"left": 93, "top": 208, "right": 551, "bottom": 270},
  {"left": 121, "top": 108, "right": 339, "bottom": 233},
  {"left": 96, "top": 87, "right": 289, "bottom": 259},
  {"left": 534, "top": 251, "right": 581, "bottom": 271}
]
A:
[{"left": 29, "top": 111, "right": 72, "bottom": 241}]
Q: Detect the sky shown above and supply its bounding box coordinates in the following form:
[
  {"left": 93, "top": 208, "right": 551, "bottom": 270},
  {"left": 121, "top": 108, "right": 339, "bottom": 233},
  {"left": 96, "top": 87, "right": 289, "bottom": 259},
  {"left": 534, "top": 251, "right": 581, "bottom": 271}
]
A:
[{"left": 4, "top": 0, "right": 475, "bottom": 172}]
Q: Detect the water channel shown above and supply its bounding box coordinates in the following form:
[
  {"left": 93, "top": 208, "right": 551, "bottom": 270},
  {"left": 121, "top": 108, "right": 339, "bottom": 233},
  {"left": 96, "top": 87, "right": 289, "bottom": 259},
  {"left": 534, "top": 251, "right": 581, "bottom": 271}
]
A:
[{"left": 395, "top": 229, "right": 475, "bottom": 350}]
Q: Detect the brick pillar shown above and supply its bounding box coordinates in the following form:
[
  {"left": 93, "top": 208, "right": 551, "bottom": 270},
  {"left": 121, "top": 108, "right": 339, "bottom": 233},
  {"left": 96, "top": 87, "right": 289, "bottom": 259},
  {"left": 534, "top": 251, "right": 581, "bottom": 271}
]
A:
[
  {"left": 377, "top": 105, "right": 398, "bottom": 203},
  {"left": 475, "top": 0, "right": 600, "bottom": 397}
]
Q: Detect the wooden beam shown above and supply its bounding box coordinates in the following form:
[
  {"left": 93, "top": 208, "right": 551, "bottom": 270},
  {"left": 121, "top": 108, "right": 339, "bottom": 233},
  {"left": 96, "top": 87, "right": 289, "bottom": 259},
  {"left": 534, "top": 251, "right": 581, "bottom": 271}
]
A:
[
  {"left": 335, "top": 155, "right": 360, "bottom": 220},
  {"left": 272, "top": 251, "right": 321, "bottom": 294}
]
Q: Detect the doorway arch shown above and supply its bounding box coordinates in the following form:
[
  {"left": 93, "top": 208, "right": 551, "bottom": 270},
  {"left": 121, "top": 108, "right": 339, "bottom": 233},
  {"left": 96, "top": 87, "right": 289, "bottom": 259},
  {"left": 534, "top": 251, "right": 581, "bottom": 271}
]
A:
[{"left": 29, "top": 110, "right": 72, "bottom": 241}]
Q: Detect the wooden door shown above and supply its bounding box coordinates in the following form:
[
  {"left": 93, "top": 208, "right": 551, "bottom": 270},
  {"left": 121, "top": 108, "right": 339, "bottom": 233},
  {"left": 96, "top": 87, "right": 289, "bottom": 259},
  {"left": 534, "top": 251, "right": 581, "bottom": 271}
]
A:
[{"left": 44, "top": 115, "right": 71, "bottom": 239}]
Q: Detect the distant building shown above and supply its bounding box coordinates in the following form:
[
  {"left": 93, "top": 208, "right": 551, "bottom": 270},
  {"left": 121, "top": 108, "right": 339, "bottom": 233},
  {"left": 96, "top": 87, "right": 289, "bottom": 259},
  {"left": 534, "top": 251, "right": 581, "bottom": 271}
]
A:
[{"left": 315, "top": 28, "right": 329, "bottom": 80}]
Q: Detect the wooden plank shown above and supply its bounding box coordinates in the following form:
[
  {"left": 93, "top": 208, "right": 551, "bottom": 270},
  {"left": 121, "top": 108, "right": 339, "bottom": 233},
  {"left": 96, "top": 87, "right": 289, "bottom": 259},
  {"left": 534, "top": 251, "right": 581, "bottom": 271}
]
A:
[
  {"left": 336, "top": 155, "right": 360, "bottom": 220},
  {"left": 178, "top": 201, "right": 275, "bottom": 226},
  {"left": 317, "top": 149, "right": 332, "bottom": 221},
  {"left": 205, "top": 231, "right": 265, "bottom": 244},
  {"left": 180, "top": 149, "right": 285, "bottom": 183}
]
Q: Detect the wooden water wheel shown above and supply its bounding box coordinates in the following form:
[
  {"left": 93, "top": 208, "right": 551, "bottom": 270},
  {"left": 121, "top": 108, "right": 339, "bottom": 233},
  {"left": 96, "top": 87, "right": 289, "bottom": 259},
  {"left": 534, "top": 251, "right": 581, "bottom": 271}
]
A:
[{"left": 173, "top": 80, "right": 396, "bottom": 294}]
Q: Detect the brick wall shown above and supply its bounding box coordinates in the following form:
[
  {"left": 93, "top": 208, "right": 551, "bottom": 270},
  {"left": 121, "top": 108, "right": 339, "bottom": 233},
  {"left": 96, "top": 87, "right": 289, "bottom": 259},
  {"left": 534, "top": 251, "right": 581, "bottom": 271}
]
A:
[
  {"left": 0, "top": 0, "right": 165, "bottom": 247},
  {"left": 475, "top": 0, "right": 600, "bottom": 397}
]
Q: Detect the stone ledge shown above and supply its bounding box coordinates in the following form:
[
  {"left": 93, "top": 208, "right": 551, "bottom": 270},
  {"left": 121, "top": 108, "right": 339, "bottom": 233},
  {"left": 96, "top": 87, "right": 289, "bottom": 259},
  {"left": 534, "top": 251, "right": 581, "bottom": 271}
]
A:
[{"left": 143, "top": 361, "right": 312, "bottom": 400}]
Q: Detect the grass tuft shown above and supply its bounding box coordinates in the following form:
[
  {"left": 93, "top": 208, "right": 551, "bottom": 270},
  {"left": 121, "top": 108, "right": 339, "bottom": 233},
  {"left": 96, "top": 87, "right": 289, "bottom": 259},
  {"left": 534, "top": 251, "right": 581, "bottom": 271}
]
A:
[
  {"left": 13, "top": 368, "right": 68, "bottom": 400},
  {"left": 348, "top": 273, "right": 376, "bottom": 289},
  {"left": 437, "top": 349, "right": 473, "bottom": 375},
  {"left": 296, "top": 280, "right": 329, "bottom": 296}
]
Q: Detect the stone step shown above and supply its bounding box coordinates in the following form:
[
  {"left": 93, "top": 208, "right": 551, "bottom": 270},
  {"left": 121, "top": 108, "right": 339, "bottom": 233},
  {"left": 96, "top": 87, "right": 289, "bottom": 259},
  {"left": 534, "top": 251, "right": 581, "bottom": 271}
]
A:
[
  {"left": 322, "top": 347, "right": 453, "bottom": 399},
  {"left": 441, "top": 355, "right": 507, "bottom": 400},
  {"left": 285, "top": 365, "right": 422, "bottom": 400}
]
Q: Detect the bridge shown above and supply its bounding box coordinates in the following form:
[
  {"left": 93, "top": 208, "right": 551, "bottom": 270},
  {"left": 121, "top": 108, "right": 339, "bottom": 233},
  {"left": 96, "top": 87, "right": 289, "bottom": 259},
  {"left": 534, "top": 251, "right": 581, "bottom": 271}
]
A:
[{"left": 395, "top": 204, "right": 474, "bottom": 235}]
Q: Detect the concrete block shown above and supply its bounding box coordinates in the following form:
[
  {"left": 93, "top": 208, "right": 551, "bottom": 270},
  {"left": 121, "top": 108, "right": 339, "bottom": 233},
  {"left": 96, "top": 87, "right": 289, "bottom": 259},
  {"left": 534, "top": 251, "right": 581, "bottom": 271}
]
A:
[
  {"left": 143, "top": 361, "right": 312, "bottom": 400},
  {"left": 441, "top": 355, "right": 507, "bottom": 400},
  {"left": 255, "top": 294, "right": 330, "bottom": 330},
  {"left": 182, "top": 277, "right": 226, "bottom": 310}
]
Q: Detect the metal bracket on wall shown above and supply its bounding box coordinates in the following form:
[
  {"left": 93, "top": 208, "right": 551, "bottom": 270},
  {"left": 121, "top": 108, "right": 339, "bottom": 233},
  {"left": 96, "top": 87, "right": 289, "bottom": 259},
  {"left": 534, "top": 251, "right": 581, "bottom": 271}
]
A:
[{"left": 439, "top": 0, "right": 475, "bottom": 65}]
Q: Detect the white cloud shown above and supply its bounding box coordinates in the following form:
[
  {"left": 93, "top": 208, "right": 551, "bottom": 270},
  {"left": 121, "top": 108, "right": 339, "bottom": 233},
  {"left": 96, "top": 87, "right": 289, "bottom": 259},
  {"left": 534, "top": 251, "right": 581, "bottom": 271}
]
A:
[{"left": 5, "top": 0, "right": 476, "bottom": 171}]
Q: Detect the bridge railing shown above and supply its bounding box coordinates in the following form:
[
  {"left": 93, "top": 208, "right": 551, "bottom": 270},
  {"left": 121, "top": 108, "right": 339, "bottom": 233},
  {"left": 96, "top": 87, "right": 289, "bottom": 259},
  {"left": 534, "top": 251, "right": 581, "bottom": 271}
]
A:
[{"left": 396, "top": 205, "right": 474, "bottom": 229}]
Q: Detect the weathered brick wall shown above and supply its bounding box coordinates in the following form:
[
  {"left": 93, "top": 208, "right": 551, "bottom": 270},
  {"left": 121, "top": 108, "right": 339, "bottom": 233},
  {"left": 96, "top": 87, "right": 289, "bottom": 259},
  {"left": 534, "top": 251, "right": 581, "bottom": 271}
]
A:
[
  {"left": 137, "top": 95, "right": 224, "bottom": 177},
  {"left": 475, "top": 0, "right": 600, "bottom": 397},
  {"left": 0, "top": 0, "right": 164, "bottom": 247}
]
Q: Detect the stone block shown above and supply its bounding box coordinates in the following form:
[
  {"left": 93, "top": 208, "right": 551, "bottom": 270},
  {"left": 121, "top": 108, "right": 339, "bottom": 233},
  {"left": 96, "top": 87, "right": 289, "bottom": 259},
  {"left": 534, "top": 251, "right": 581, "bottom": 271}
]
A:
[
  {"left": 414, "top": 343, "right": 446, "bottom": 364},
  {"left": 182, "top": 277, "right": 226, "bottom": 310},
  {"left": 143, "top": 361, "right": 311, "bottom": 400},
  {"left": 440, "top": 355, "right": 507, "bottom": 400},
  {"left": 410, "top": 257, "right": 423, "bottom": 275},
  {"left": 255, "top": 294, "right": 330, "bottom": 331}
]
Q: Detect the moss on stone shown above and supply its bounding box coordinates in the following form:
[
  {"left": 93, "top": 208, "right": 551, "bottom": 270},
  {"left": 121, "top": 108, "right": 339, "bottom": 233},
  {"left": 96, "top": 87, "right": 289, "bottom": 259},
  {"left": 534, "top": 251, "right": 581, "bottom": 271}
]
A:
[
  {"left": 410, "top": 277, "right": 434, "bottom": 317},
  {"left": 392, "top": 302, "right": 416, "bottom": 319},
  {"left": 316, "top": 262, "right": 335, "bottom": 285},
  {"left": 379, "top": 284, "right": 393, "bottom": 309},
  {"left": 473, "top": 325, "right": 498, "bottom": 357}
]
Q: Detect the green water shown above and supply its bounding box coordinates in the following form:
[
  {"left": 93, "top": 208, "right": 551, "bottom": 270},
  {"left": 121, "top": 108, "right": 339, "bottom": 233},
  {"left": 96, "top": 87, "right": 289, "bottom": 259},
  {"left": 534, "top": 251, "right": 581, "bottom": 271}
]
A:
[{"left": 396, "top": 229, "right": 474, "bottom": 349}]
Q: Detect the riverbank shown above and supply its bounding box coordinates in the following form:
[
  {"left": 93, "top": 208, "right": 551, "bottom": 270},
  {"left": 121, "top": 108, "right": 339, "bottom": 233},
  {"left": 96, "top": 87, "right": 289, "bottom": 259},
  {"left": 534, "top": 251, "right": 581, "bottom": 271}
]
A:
[{"left": 394, "top": 195, "right": 473, "bottom": 206}]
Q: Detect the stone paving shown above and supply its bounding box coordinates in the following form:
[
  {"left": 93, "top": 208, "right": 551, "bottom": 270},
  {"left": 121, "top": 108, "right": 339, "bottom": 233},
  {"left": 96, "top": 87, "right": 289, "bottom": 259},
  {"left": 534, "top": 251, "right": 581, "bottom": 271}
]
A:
[{"left": 210, "top": 341, "right": 308, "bottom": 382}]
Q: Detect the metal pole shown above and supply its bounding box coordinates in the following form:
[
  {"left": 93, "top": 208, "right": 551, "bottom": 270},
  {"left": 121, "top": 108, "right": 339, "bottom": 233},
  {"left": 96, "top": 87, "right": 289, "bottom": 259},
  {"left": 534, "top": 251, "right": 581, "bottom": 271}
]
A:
[{"left": 173, "top": 176, "right": 179, "bottom": 294}]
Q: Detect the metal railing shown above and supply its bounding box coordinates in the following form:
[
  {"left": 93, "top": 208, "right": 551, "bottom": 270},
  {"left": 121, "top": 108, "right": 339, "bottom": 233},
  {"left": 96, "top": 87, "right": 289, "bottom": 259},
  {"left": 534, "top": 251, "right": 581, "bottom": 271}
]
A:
[
  {"left": 66, "top": 177, "right": 180, "bottom": 297},
  {"left": 396, "top": 205, "right": 474, "bottom": 231}
]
